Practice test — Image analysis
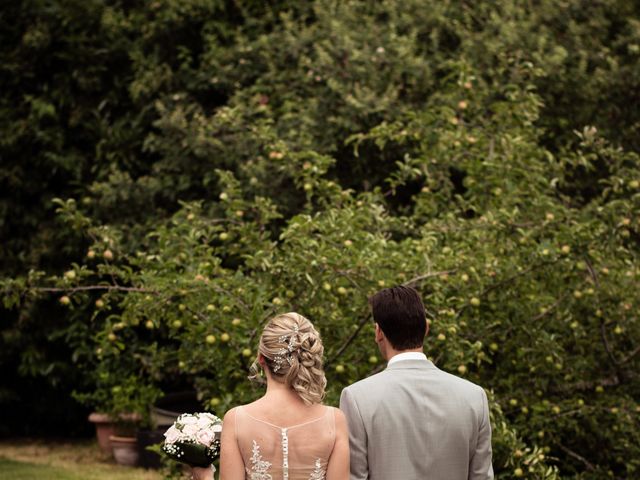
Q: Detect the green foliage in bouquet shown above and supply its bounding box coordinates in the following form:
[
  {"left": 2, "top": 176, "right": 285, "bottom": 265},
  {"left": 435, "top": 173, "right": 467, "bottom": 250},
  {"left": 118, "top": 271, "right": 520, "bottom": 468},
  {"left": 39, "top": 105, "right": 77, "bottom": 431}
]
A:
[
  {"left": 2, "top": 0, "right": 640, "bottom": 478},
  {"left": 162, "top": 441, "right": 219, "bottom": 469}
]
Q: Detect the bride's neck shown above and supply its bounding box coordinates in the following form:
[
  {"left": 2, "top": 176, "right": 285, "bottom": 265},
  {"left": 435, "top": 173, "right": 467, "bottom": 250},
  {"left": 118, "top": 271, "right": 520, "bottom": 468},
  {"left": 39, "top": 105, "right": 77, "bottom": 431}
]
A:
[{"left": 264, "top": 377, "right": 306, "bottom": 404}]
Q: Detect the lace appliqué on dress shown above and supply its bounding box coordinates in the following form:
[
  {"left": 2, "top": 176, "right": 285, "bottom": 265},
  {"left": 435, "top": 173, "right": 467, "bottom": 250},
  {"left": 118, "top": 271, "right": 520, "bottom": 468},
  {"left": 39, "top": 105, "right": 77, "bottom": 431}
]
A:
[
  {"left": 308, "top": 458, "right": 326, "bottom": 480},
  {"left": 247, "top": 440, "right": 272, "bottom": 480}
]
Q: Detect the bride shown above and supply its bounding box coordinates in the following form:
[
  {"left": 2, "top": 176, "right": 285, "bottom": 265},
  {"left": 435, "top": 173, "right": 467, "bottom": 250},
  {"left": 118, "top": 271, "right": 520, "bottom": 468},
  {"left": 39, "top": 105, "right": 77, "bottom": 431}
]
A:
[{"left": 193, "top": 312, "right": 349, "bottom": 480}]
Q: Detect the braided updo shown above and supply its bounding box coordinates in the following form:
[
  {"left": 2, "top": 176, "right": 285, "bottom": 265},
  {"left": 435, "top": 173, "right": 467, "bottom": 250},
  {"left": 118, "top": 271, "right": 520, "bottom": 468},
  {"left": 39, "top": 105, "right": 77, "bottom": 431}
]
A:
[{"left": 258, "top": 312, "right": 326, "bottom": 405}]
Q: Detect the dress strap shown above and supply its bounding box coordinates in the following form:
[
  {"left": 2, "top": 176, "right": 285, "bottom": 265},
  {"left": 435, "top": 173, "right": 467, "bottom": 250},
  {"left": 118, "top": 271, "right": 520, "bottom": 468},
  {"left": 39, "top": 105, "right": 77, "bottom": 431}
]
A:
[{"left": 240, "top": 406, "right": 331, "bottom": 430}]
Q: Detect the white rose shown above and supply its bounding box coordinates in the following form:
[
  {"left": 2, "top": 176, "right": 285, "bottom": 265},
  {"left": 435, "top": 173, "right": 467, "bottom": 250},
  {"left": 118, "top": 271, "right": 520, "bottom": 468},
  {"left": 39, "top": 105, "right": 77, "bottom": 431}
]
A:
[
  {"left": 212, "top": 423, "right": 223, "bottom": 433},
  {"left": 197, "top": 416, "right": 212, "bottom": 429},
  {"left": 179, "top": 414, "right": 198, "bottom": 425}
]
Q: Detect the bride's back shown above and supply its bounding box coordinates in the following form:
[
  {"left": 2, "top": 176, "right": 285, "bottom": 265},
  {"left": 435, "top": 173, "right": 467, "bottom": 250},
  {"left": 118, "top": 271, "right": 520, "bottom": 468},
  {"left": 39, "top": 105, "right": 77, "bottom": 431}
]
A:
[{"left": 234, "top": 402, "right": 336, "bottom": 479}]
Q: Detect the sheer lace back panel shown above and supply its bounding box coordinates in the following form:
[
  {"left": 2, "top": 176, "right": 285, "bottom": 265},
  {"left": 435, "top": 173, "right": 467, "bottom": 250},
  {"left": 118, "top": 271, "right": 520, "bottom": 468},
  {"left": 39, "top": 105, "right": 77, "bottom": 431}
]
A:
[{"left": 235, "top": 406, "right": 336, "bottom": 480}]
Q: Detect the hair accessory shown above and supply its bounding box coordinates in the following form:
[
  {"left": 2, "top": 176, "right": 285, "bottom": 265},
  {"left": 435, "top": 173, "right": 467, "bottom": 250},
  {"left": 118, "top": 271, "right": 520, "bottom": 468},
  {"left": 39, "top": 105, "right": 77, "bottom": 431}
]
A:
[{"left": 272, "top": 325, "right": 300, "bottom": 372}]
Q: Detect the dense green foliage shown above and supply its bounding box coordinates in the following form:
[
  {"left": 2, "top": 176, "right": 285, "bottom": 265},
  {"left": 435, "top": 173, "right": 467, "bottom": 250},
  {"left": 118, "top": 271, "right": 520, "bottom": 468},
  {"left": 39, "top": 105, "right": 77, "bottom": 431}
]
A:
[{"left": 2, "top": 1, "right": 639, "bottom": 478}]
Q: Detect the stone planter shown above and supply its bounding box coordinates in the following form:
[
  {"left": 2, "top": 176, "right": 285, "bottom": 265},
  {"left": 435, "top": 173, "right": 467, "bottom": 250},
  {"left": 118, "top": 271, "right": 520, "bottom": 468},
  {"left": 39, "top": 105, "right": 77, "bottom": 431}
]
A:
[
  {"left": 88, "top": 412, "right": 116, "bottom": 455},
  {"left": 110, "top": 435, "right": 140, "bottom": 466}
]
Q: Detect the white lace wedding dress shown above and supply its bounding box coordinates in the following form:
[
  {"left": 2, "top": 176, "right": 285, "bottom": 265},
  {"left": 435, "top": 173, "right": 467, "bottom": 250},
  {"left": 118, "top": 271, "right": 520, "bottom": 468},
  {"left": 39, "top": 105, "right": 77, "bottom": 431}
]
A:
[{"left": 234, "top": 406, "right": 336, "bottom": 480}]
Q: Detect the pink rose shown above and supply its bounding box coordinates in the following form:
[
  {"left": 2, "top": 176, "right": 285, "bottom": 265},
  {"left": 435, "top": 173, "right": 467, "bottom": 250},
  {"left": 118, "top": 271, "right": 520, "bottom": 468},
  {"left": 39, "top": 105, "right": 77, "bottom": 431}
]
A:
[
  {"left": 181, "top": 423, "right": 199, "bottom": 438},
  {"left": 164, "top": 425, "right": 181, "bottom": 444},
  {"left": 196, "top": 428, "right": 215, "bottom": 446}
]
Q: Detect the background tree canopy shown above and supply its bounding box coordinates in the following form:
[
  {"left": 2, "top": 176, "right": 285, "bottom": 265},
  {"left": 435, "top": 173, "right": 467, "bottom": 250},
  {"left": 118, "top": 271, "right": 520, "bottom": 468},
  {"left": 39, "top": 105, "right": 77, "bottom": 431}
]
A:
[{"left": 1, "top": 0, "right": 639, "bottom": 478}]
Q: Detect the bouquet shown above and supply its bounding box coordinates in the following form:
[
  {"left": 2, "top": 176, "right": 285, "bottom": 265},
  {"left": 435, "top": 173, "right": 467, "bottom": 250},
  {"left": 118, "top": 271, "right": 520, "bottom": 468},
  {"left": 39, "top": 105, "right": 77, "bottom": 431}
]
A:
[{"left": 162, "top": 412, "right": 223, "bottom": 468}]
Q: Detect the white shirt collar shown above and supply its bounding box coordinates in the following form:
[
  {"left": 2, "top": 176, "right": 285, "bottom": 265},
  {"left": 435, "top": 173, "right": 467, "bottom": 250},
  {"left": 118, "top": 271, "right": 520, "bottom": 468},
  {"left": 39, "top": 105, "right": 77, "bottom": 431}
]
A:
[{"left": 387, "top": 351, "right": 427, "bottom": 366}]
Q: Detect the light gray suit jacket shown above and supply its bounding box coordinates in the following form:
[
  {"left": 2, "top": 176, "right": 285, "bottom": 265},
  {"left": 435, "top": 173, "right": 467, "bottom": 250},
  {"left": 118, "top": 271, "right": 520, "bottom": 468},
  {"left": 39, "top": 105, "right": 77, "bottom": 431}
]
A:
[{"left": 340, "top": 359, "right": 493, "bottom": 480}]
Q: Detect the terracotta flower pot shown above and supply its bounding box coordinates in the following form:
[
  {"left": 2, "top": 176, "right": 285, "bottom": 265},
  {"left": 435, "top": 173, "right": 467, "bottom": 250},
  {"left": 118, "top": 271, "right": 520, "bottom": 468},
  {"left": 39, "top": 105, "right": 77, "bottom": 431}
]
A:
[
  {"left": 110, "top": 435, "right": 140, "bottom": 466},
  {"left": 88, "top": 412, "right": 116, "bottom": 455}
]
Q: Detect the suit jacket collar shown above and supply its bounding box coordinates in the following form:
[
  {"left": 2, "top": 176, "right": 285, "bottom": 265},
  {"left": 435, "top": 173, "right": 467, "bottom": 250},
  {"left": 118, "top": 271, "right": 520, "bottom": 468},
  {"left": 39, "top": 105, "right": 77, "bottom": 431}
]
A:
[{"left": 385, "top": 358, "right": 437, "bottom": 371}]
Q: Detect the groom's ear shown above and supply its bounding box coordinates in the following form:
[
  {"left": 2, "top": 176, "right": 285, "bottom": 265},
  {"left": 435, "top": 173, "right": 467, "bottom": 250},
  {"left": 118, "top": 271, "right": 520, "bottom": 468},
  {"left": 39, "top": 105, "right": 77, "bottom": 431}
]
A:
[{"left": 375, "top": 323, "right": 384, "bottom": 343}]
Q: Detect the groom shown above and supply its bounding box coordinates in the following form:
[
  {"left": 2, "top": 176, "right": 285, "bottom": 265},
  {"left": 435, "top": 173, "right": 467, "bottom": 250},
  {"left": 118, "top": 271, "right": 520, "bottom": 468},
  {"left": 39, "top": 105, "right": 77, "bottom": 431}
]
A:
[{"left": 340, "top": 285, "right": 494, "bottom": 479}]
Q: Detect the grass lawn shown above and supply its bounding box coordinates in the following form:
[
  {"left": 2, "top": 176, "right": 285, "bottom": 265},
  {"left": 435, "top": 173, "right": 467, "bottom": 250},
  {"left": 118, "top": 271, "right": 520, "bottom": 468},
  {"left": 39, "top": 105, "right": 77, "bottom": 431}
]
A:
[{"left": 0, "top": 440, "right": 163, "bottom": 480}]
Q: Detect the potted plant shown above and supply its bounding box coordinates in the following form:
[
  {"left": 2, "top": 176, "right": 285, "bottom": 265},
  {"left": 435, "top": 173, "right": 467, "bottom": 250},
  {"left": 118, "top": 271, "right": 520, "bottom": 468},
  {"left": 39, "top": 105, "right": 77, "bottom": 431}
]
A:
[
  {"left": 76, "top": 372, "right": 160, "bottom": 463},
  {"left": 110, "top": 417, "right": 140, "bottom": 467}
]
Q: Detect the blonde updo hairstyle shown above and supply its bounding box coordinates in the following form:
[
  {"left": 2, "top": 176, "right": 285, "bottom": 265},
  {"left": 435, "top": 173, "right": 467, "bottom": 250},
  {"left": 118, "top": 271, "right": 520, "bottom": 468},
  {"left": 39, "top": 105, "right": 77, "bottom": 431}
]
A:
[{"left": 258, "top": 312, "right": 326, "bottom": 405}]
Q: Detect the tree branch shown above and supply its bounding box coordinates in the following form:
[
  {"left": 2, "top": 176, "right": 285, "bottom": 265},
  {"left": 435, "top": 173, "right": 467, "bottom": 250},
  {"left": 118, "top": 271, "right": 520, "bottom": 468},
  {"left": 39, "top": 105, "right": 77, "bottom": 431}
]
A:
[
  {"left": 557, "top": 443, "right": 596, "bottom": 471},
  {"left": 620, "top": 344, "right": 640, "bottom": 365},
  {"left": 28, "top": 285, "right": 158, "bottom": 294},
  {"left": 326, "top": 313, "right": 372, "bottom": 367},
  {"left": 599, "top": 319, "right": 620, "bottom": 366},
  {"left": 455, "top": 260, "right": 556, "bottom": 320},
  {"left": 403, "top": 270, "right": 456, "bottom": 288}
]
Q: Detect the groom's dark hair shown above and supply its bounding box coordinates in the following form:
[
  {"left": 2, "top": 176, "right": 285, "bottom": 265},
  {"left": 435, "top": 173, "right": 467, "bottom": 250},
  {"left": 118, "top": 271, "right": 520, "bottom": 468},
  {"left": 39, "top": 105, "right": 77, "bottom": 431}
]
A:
[{"left": 369, "top": 285, "right": 427, "bottom": 350}]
